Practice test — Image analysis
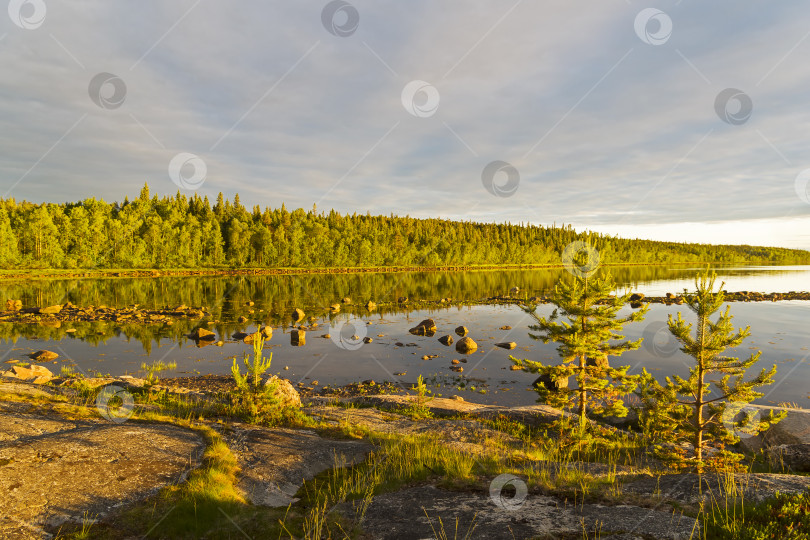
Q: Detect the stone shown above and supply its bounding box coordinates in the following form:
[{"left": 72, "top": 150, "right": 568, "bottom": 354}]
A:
[
  {"left": 264, "top": 376, "right": 302, "bottom": 408},
  {"left": 39, "top": 305, "right": 62, "bottom": 315},
  {"left": 455, "top": 326, "right": 468, "bottom": 337},
  {"left": 629, "top": 293, "right": 645, "bottom": 302},
  {"left": 5, "top": 299, "right": 22, "bottom": 311},
  {"left": 586, "top": 355, "right": 609, "bottom": 369},
  {"left": 534, "top": 373, "right": 569, "bottom": 392},
  {"left": 438, "top": 335, "right": 454, "bottom": 346},
  {"left": 409, "top": 318, "right": 437, "bottom": 337},
  {"left": 495, "top": 342, "right": 516, "bottom": 350},
  {"left": 291, "top": 329, "right": 305, "bottom": 346},
  {"left": 291, "top": 308, "right": 305, "bottom": 322},
  {"left": 455, "top": 336, "right": 477, "bottom": 354},
  {"left": 767, "top": 444, "right": 810, "bottom": 473},
  {"left": 238, "top": 316, "right": 248, "bottom": 323},
  {"left": 451, "top": 359, "right": 460, "bottom": 365},
  {"left": 362, "top": 337, "right": 373, "bottom": 344},
  {"left": 329, "top": 304, "right": 340, "bottom": 312},
  {"left": 450, "top": 365, "right": 463, "bottom": 373},
  {"left": 232, "top": 331, "right": 249, "bottom": 340},
  {"left": 9, "top": 364, "right": 53, "bottom": 383},
  {"left": 189, "top": 328, "right": 216, "bottom": 340},
  {"left": 342, "top": 297, "right": 352, "bottom": 304},
  {"left": 499, "top": 325, "right": 512, "bottom": 330},
  {"left": 260, "top": 326, "right": 273, "bottom": 339},
  {"left": 29, "top": 350, "right": 58, "bottom": 362},
  {"left": 365, "top": 301, "right": 376, "bottom": 310}
]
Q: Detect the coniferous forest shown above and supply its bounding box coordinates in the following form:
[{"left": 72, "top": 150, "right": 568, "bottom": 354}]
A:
[{"left": 0, "top": 183, "right": 807, "bottom": 270}]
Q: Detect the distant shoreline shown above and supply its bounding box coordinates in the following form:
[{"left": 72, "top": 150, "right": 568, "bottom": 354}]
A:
[{"left": 1, "top": 260, "right": 807, "bottom": 281}]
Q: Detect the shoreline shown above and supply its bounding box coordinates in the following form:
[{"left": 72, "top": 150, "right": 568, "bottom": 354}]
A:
[{"left": 1, "top": 259, "right": 808, "bottom": 281}]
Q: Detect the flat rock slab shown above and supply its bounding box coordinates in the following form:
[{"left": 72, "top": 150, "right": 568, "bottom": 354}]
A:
[
  {"left": 308, "top": 394, "right": 567, "bottom": 427},
  {"left": 624, "top": 472, "right": 810, "bottom": 505},
  {"left": 222, "top": 425, "right": 372, "bottom": 507},
  {"left": 306, "top": 405, "right": 523, "bottom": 455},
  {"left": 0, "top": 402, "right": 204, "bottom": 539},
  {"left": 342, "top": 484, "right": 698, "bottom": 540}
]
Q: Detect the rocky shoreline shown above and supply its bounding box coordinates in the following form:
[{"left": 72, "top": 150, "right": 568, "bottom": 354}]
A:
[{"left": 1, "top": 288, "right": 808, "bottom": 326}]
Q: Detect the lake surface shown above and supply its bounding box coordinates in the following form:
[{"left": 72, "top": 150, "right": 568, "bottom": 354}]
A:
[{"left": 2, "top": 264, "right": 809, "bottom": 407}]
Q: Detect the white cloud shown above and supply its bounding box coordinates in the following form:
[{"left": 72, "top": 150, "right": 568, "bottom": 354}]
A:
[{"left": 1, "top": 0, "right": 809, "bottom": 248}]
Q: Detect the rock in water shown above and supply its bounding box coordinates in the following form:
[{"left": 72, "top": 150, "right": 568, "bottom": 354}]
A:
[
  {"left": 190, "top": 328, "right": 216, "bottom": 340},
  {"left": 39, "top": 305, "right": 62, "bottom": 315},
  {"left": 365, "top": 301, "right": 376, "bottom": 310},
  {"left": 5, "top": 299, "right": 22, "bottom": 311},
  {"left": 291, "top": 308, "right": 305, "bottom": 322},
  {"left": 455, "top": 326, "right": 468, "bottom": 337},
  {"left": 330, "top": 304, "right": 341, "bottom": 312},
  {"left": 533, "top": 373, "right": 569, "bottom": 392},
  {"left": 30, "top": 350, "right": 59, "bottom": 361},
  {"left": 494, "top": 342, "right": 516, "bottom": 350},
  {"left": 438, "top": 335, "right": 454, "bottom": 346},
  {"left": 291, "top": 329, "right": 306, "bottom": 346},
  {"left": 409, "top": 318, "right": 437, "bottom": 337},
  {"left": 455, "top": 336, "right": 478, "bottom": 354},
  {"left": 342, "top": 297, "right": 352, "bottom": 304},
  {"left": 260, "top": 326, "right": 273, "bottom": 339}
]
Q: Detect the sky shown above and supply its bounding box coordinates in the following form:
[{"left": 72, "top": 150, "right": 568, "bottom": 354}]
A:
[{"left": 2, "top": 1, "right": 810, "bottom": 249}]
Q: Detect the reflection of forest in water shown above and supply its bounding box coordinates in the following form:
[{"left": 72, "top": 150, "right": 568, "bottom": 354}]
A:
[{"left": 0, "top": 264, "right": 802, "bottom": 352}]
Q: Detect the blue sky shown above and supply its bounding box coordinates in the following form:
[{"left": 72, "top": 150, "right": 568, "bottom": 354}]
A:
[{"left": 2, "top": 1, "right": 810, "bottom": 249}]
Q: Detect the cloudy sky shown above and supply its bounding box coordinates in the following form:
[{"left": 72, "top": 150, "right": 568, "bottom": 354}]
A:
[{"left": 2, "top": 1, "right": 810, "bottom": 249}]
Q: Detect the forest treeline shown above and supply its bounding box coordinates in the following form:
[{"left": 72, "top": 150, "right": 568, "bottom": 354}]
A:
[{"left": 0, "top": 184, "right": 807, "bottom": 269}]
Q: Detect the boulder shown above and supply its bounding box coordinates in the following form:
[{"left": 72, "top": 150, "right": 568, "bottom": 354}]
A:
[
  {"left": 409, "top": 318, "right": 437, "bottom": 337},
  {"left": 291, "top": 308, "right": 305, "bottom": 322},
  {"left": 40, "top": 305, "right": 62, "bottom": 315},
  {"left": 7, "top": 364, "right": 53, "bottom": 384},
  {"left": 739, "top": 406, "right": 810, "bottom": 453},
  {"left": 291, "top": 329, "right": 305, "bottom": 346},
  {"left": 533, "top": 373, "right": 569, "bottom": 392},
  {"left": 30, "top": 350, "right": 59, "bottom": 362},
  {"left": 438, "top": 335, "right": 454, "bottom": 346},
  {"left": 767, "top": 444, "right": 810, "bottom": 473},
  {"left": 494, "top": 342, "right": 516, "bottom": 350},
  {"left": 629, "top": 293, "right": 645, "bottom": 302},
  {"left": 586, "top": 355, "right": 609, "bottom": 369},
  {"left": 232, "top": 331, "right": 249, "bottom": 340},
  {"left": 455, "top": 326, "right": 468, "bottom": 337},
  {"left": 259, "top": 326, "right": 273, "bottom": 339},
  {"left": 189, "top": 328, "right": 216, "bottom": 341},
  {"left": 264, "top": 376, "right": 302, "bottom": 408},
  {"left": 455, "top": 336, "right": 478, "bottom": 354},
  {"left": 5, "top": 299, "right": 22, "bottom": 311}
]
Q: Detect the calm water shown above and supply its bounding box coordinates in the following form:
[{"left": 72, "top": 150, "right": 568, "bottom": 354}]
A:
[{"left": 2, "top": 265, "right": 809, "bottom": 407}]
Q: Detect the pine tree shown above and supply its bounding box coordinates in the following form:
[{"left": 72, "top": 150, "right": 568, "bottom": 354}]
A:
[
  {"left": 637, "top": 270, "right": 785, "bottom": 472},
  {"left": 511, "top": 262, "right": 648, "bottom": 426}
]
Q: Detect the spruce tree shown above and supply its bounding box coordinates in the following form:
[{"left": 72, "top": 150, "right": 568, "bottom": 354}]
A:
[
  {"left": 511, "top": 263, "right": 648, "bottom": 426},
  {"left": 637, "top": 271, "right": 785, "bottom": 472}
]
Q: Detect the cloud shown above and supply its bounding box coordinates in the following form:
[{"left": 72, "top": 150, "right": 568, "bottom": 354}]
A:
[{"left": 1, "top": 0, "right": 809, "bottom": 248}]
